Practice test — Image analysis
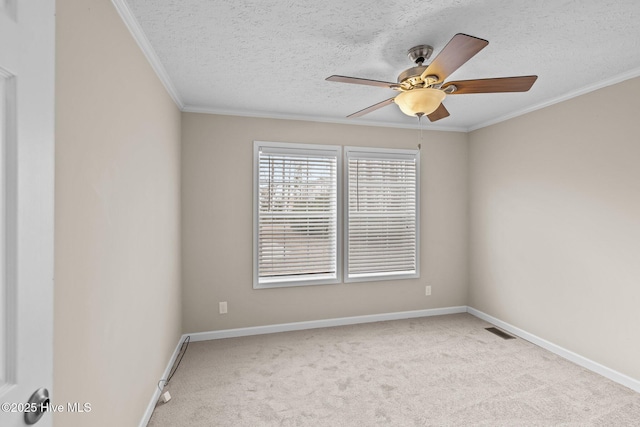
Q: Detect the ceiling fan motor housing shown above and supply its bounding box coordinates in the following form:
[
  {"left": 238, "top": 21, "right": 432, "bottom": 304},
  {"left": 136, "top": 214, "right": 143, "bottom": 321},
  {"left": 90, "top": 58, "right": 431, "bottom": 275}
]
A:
[
  {"left": 397, "top": 65, "right": 428, "bottom": 86},
  {"left": 407, "top": 45, "right": 433, "bottom": 65}
]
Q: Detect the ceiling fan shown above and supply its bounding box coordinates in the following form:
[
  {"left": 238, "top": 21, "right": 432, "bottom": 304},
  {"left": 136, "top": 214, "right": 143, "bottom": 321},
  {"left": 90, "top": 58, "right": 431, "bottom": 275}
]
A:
[{"left": 326, "top": 33, "right": 537, "bottom": 122}]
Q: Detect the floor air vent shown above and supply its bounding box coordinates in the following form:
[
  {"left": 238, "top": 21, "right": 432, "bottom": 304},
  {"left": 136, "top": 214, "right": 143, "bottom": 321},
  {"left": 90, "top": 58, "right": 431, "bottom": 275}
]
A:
[{"left": 485, "top": 327, "right": 516, "bottom": 340}]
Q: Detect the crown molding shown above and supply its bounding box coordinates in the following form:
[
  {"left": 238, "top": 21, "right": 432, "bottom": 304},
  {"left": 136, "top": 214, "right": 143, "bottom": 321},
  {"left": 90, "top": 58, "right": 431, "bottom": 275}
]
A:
[
  {"left": 111, "top": 0, "right": 640, "bottom": 134},
  {"left": 110, "top": 0, "right": 184, "bottom": 109},
  {"left": 468, "top": 66, "right": 640, "bottom": 132},
  {"left": 181, "top": 105, "right": 467, "bottom": 132}
]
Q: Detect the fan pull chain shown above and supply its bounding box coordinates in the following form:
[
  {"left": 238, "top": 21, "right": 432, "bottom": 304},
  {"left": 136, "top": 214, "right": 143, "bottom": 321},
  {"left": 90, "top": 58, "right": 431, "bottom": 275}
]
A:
[{"left": 417, "top": 114, "right": 424, "bottom": 142}]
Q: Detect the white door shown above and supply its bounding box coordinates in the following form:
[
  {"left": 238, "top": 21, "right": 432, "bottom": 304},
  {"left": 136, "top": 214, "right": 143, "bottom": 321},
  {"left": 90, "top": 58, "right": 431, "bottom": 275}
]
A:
[{"left": 0, "top": 0, "right": 55, "bottom": 426}]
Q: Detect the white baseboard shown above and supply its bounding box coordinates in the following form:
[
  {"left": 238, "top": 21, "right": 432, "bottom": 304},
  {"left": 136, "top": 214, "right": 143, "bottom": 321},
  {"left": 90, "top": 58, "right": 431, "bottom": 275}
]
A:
[
  {"left": 141, "top": 305, "right": 640, "bottom": 426},
  {"left": 138, "top": 336, "right": 187, "bottom": 427},
  {"left": 466, "top": 307, "right": 640, "bottom": 393},
  {"left": 139, "top": 306, "right": 465, "bottom": 426},
  {"left": 187, "top": 306, "right": 468, "bottom": 342}
]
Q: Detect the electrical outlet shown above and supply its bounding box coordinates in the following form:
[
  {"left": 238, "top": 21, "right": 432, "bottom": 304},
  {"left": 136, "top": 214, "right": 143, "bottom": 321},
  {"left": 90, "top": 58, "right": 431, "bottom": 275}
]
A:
[
  {"left": 425, "top": 285, "right": 432, "bottom": 296},
  {"left": 219, "top": 301, "right": 228, "bottom": 314}
]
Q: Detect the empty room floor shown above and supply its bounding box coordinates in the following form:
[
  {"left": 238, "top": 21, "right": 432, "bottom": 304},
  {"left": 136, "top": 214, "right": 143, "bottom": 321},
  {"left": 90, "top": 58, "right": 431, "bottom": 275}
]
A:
[{"left": 148, "top": 314, "right": 640, "bottom": 426}]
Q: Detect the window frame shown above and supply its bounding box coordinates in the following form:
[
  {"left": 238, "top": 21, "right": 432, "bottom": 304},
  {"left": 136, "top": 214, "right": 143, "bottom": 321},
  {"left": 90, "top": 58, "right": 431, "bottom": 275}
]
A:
[
  {"left": 253, "top": 141, "right": 342, "bottom": 289},
  {"left": 343, "top": 146, "right": 420, "bottom": 283}
]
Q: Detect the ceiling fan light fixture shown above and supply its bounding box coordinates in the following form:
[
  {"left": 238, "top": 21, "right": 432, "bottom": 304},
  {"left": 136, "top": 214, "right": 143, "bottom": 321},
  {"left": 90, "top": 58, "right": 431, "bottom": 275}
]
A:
[{"left": 394, "top": 88, "right": 446, "bottom": 117}]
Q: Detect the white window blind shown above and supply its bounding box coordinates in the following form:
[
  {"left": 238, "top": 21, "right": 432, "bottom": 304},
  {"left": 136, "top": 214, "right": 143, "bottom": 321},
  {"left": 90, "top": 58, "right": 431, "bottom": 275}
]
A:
[
  {"left": 254, "top": 142, "right": 340, "bottom": 288},
  {"left": 345, "top": 147, "right": 419, "bottom": 281}
]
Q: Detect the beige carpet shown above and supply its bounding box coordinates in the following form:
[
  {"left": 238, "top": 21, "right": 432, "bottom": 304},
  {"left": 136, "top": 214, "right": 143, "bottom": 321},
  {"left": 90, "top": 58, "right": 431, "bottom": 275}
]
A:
[{"left": 148, "top": 313, "right": 640, "bottom": 426}]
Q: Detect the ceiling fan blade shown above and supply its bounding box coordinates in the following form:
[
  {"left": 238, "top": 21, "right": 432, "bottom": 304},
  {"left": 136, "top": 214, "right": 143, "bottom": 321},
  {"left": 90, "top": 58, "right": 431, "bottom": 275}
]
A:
[
  {"left": 444, "top": 76, "right": 538, "bottom": 94},
  {"left": 420, "top": 34, "right": 489, "bottom": 83},
  {"left": 326, "top": 75, "right": 398, "bottom": 89},
  {"left": 427, "top": 103, "right": 450, "bottom": 122},
  {"left": 347, "top": 97, "right": 395, "bottom": 118}
]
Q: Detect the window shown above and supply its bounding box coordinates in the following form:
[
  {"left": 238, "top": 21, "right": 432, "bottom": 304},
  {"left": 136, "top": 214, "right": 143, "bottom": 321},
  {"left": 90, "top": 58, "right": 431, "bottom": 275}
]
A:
[
  {"left": 253, "top": 141, "right": 341, "bottom": 288},
  {"left": 253, "top": 142, "right": 419, "bottom": 288},
  {"left": 344, "top": 147, "right": 420, "bottom": 282}
]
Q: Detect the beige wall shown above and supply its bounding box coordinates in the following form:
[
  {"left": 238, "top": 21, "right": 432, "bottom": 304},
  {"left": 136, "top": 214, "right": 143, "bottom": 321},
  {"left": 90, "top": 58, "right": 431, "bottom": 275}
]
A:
[
  {"left": 53, "top": 1, "right": 640, "bottom": 421},
  {"left": 55, "top": 1, "right": 182, "bottom": 426},
  {"left": 469, "top": 76, "right": 640, "bottom": 380},
  {"left": 181, "top": 113, "right": 469, "bottom": 333}
]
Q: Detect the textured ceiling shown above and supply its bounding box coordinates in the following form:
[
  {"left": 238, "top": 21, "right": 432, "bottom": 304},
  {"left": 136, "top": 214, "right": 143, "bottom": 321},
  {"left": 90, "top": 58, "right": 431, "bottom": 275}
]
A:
[{"left": 124, "top": 0, "right": 640, "bottom": 131}]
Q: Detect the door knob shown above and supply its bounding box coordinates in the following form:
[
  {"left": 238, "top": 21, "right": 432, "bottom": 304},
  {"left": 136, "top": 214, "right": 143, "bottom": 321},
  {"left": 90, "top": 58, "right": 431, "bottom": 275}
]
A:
[{"left": 24, "top": 388, "right": 49, "bottom": 425}]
